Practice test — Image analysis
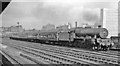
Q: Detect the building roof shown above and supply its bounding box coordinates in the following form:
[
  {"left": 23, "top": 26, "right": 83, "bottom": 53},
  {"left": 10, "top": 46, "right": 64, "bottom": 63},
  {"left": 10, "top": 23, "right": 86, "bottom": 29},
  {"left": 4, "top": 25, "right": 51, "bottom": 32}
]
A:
[{"left": 111, "top": 36, "right": 120, "bottom": 38}]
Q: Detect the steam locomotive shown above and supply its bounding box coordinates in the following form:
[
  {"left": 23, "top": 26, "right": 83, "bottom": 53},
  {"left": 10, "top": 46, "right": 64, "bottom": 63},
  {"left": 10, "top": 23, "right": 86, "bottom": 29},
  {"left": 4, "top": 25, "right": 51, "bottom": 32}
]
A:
[{"left": 9, "top": 27, "right": 114, "bottom": 51}]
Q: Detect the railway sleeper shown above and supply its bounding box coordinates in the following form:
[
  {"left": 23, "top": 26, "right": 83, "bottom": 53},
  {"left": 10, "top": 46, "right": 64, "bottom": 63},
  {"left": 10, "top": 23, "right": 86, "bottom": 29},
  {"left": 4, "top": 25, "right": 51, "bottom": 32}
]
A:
[
  {"left": 22, "top": 49, "right": 64, "bottom": 64},
  {"left": 64, "top": 52, "right": 117, "bottom": 64},
  {"left": 71, "top": 53, "right": 118, "bottom": 64},
  {"left": 20, "top": 45, "right": 98, "bottom": 65},
  {"left": 18, "top": 47, "right": 77, "bottom": 64},
  {"left": 18, "top": 45, "right": 92, "bottom": 65},
  {"left": 11, "top": 45, "right": 61, "bottom": 64},
  {"left": 65, "top": 52, "right": 118, "bottom": 64},
  {"left": 24, "top": 45, "right": 118, "bottom": 64},
  {"left": 34, "top": 52, "right": 82, "bottom": 65}
]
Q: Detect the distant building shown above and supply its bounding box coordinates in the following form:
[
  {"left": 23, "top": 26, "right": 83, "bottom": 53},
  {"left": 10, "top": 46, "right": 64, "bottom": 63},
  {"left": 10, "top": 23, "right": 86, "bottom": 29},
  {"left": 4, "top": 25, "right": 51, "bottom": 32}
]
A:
[
  {"left": 56, "top": 24, "right": 69, "bottom": 31},
  {"left": 0, "top": 27, "right": 9, "bottom": 32},
  {"left": 82, "top": 23, "right": 93, "bottom": 28},
  {"left": 100, "top": 8, "right": 118, "bottom": 38},
  {"left": 41, "top": 24, "right": 55, "bottom": 31},
  {"left": 9, "top": 25, "right": 24, "bottom": 32},
  {"left": 118, "top": 1, "right": 120, "bottom": 34},
  {"left": 1, "top": 25, "right": 24, "bottom": 32}
]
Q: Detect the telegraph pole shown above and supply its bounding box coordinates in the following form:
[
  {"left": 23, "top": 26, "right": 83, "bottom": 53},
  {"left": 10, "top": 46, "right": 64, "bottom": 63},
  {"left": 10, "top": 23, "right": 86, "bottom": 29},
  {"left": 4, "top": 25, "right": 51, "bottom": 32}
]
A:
[
  {"left": 75, "top": 21, "right": 77, "bottom": 28},
  {"left": 17, "top": 22, "right": 20, "bottom": 26},
  {"left": 17, "top": 22, "right": 20, "bottom": 32}
]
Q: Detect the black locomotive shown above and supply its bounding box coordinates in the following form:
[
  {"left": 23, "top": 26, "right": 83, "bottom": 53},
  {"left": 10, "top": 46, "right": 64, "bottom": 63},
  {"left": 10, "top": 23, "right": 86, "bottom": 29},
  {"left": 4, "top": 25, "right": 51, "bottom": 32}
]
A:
[{"left": 9, "top": 27, "right": 114, "bottom": 51}]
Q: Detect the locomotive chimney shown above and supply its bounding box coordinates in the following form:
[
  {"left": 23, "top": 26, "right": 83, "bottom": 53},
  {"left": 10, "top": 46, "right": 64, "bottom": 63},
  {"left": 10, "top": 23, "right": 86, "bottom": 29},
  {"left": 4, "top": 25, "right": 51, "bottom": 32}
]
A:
[
  {"left": 75, "top": 21, "right": 77, "bottom": 28},
  {"left": 98, "top": 25, "right": 102, "bottom": 28}
]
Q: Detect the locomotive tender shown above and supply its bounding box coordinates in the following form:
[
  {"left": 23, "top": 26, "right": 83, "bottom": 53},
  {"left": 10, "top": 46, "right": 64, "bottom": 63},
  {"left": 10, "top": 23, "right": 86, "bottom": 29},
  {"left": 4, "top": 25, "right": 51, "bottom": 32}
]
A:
[{"left": 10, "top": 27, "right": 113, "bottom": 51}]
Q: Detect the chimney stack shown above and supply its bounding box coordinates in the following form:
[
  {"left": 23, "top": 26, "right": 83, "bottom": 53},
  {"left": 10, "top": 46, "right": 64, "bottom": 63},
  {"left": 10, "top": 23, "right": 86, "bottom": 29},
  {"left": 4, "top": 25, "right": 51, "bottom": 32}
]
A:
[{"left": 75, "top": 21, "right": 77, "bottom": 28}]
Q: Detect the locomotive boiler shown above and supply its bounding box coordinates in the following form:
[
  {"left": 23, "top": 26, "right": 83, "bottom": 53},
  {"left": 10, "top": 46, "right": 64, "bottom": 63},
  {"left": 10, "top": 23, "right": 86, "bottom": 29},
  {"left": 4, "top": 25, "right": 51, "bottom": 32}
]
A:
[{"left": 74, "top": 28, "right": 108, "bottom": 38}]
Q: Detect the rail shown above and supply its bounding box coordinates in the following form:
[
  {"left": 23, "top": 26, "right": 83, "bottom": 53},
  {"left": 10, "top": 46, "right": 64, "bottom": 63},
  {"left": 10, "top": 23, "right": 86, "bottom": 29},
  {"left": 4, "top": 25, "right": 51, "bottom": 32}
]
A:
[
  {"left": 4, "top": 42, "right": 119, "bottom": 66},
  {"left": 2, "top": 39, "right": 119, "bottom": 65},
  {"left": 0, "top": 50, "right": 23, "bottom": 66},
  {"left": 3, "top": 43, "right": 99, "bottom": 66}
]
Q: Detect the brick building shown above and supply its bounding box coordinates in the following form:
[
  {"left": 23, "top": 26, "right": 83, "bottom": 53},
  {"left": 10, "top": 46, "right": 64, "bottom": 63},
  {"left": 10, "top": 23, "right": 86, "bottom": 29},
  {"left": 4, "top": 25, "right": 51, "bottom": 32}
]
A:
[{"left": 41, "top": 24, "right": 55, "bottom": 31}]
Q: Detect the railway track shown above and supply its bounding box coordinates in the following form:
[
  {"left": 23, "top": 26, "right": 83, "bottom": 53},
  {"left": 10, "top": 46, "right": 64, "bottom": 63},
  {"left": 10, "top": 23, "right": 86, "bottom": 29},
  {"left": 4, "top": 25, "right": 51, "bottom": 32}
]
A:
[
  {"left": 42, "top": 43, "right": 119, "bottom": 56},
  {"left": 0, "top": 43, "right": 22, "bottom": 65},
  {"left": 3, "top": 41, "right": 119, "bottom": 66},
  {"left": 6, "top": 38, "right": 118, "bottom": 56},
  {"left": 0, "top": 43, "right": 50, "bottom": 66},
  {"left": 2, "top": 38, "right": 119, "bottom": 66},
  {"left": 1, "top": 50, "right": 50, "bottom": 66},
  {"left": 4, "top": 43, "right": 98, "bottom": 66},
  {"left": 0, "top": 49, "right": 22, "bottom": 66},
  {"left": 9, "top": 39, "right": 118, "bottom": 59},
  {"left": 20, "top": 44, "right": 119, "bottom": 64},
  {"left": 98, "top": 51, "right": 119, "bottom": 56}
]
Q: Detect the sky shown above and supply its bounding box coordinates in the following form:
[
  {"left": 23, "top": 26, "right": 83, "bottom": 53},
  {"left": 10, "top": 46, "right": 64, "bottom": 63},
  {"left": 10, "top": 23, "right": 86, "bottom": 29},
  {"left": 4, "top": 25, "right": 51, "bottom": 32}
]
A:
[{"left": 1, "top": 0, "right": 119, "bottom": 30}]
